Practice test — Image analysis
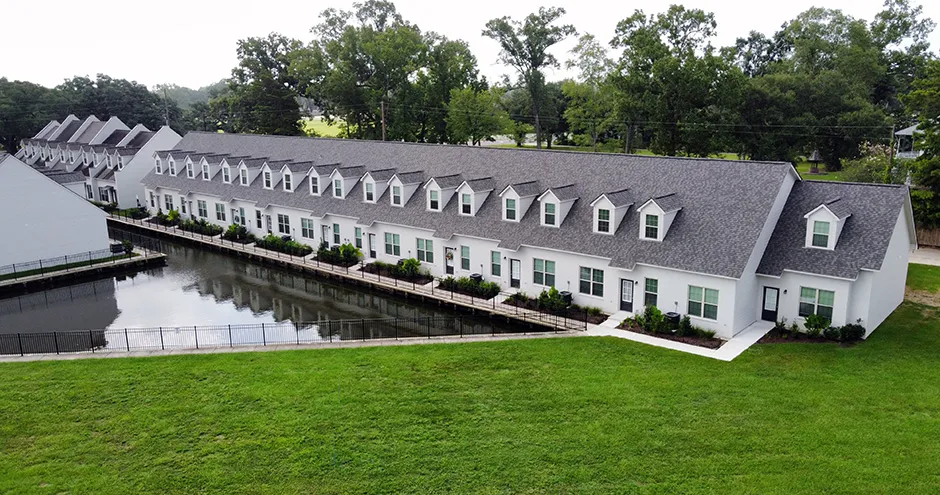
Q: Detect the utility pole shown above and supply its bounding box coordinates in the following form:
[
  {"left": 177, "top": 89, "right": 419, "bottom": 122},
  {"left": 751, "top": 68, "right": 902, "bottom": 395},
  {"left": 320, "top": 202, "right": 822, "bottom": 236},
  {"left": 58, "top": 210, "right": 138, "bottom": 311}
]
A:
[
  {"left": 380, "top": 100, "right": 387, "bottom": 141},
  {"left": 889, "top": 124, "right": 896, "bottom": 167},
  {"left": 163, "top": 86, "right": 170, "bottom": 128}
]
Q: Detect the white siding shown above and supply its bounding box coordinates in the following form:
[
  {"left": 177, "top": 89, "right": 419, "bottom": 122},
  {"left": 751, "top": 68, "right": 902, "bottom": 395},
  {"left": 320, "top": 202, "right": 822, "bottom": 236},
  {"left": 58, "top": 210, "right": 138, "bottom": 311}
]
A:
[
  {"left": 863, "top": 210, "right": 913, "bottom": 334},
  {"left": 114, "top": 126, "right": 182, "bottom": 208}
]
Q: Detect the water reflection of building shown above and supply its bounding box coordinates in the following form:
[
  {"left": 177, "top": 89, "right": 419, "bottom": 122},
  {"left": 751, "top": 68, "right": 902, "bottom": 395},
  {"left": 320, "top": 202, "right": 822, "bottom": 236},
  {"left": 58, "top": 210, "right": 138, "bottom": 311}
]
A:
[{"left": 0, "top": 278, "right": 119, "bottom": 334}]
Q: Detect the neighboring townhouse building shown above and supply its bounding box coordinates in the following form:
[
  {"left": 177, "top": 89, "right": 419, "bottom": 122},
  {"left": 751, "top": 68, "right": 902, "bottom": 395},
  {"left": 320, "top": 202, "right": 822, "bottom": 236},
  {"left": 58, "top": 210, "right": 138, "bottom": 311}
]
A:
[
  {"left": 17, "top": 115, "right": 181, "bottom": 207},
  {"left": 0, "top": 153, "right": 111, "bottom": 267},
  {"left": 141, "top": 132, "right": 916, "bottom": 340}
]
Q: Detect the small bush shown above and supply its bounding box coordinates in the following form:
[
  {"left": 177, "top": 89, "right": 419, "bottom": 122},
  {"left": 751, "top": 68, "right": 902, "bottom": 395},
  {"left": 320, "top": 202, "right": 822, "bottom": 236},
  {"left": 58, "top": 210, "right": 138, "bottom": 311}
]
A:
[
  {"left": 537, "top": 287, "right": 567, "bottom": 313},
  {"left": 586, "top": 306, "right": 604, "bottom": 317},
  {"left": 222, "top": 224, "right": 255, "bottom": 243},
  {"left": 255, "top": 234, "right": 313, "bottom": 257},
  {"left": 839, "top": 322, "right": 866, "bottom": 342},
  {"left": 504, "top": 291, "right": 527, "bottom": 305},
  {"left": 166, "top": 209, "right": 181, "bottom": 224},
  {"left": 121, "top": 240, "right": 134, "bottom": 254},
  {"left": 698, "top": 329, "right": 717, "bottom": 339},
  {"left": 400, "top": 258, "right": 422, "bottom": 278},
  {"left": 642, "top": 305, "right": 666, "bottom": 334},
  {"left": 439, "top": 276, "right": 458, "bottom": 291},
  {"left": 804, "top": 314, "right": 830, "bottom": 337},
  {"left": 317, "top": 242, "right": 361, "bottom": 266},
  {"left": 677, "top": 315, "right": 695, "bottom": 337},
  {"left": 442, "top": 276, "right": 501, "bottom": 299},
  {"left": 823, "top": 326, "right": 841, "bottom": 341},
  {"left": 179, "top": 218, "right": 224, "bottom": 236}
]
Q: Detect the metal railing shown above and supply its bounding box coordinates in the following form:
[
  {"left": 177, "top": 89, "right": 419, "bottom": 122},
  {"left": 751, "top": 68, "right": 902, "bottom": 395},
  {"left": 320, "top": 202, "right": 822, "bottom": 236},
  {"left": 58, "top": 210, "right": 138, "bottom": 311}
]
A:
[
  {"left": 0, "top": 315, "right": 570, "bottom": 356},
  {"left": 0, "top": 245, "right": 148, "bottom": 282},
  {"left": 107, "top": 213, "right": 594, "bottom": 332}
]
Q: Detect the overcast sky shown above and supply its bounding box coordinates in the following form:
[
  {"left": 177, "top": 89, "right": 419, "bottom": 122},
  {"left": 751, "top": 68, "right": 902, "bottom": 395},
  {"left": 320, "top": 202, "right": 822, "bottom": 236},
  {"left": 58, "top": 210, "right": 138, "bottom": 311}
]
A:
[{"left": 5, "top": 0, "right": 939, "bottom": 90}]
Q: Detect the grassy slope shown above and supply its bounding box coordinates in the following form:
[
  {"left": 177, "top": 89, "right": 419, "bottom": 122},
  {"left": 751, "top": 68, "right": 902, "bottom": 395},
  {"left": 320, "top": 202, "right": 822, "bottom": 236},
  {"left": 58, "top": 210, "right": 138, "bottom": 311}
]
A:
[
  {"left": 907, "top": 263, "right": 940, "bottom": 292},
  {"left": 2, "top": 303, "right": 939, "bottom": 494}
]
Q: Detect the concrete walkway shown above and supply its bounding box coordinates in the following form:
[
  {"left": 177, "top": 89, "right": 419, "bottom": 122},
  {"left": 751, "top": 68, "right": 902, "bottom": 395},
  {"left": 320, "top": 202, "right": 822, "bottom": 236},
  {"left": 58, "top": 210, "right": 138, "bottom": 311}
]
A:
[
  {"left": 0, "top": 331, "right": 577, "bottom": 363},
  {"left": 585, "top": 312, "right": 774, "bottom": 362},
  {"left": 911, "top": 247, "right": 940, "bottom": 266}
]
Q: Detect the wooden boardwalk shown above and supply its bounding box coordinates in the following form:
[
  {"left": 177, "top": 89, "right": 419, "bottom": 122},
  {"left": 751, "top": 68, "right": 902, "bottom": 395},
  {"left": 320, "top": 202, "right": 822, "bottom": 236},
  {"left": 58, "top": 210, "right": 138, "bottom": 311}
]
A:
[
  {"left": 0, "top": 249, "right": 166, "bottom": 293},
  {"left": 107, "top": 215, "right": 589, "bottom": 332}
]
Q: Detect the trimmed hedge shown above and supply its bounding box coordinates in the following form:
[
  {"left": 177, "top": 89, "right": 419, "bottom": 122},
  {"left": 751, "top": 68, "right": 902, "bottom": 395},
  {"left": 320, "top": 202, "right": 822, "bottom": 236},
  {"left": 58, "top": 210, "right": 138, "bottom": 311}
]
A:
[{"left": 255, "top": 234, "right": 313, "bottom": 257}]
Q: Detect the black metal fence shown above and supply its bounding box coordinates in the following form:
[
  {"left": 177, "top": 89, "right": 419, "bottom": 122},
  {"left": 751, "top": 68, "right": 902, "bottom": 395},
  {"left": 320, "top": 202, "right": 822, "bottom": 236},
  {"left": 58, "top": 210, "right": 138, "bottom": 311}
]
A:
[
  {"left": 0, "top": 246, "right": 136, "bottom": 281},
  {"left": 0, "top": 314, "right": 568, "bottom": 356}
]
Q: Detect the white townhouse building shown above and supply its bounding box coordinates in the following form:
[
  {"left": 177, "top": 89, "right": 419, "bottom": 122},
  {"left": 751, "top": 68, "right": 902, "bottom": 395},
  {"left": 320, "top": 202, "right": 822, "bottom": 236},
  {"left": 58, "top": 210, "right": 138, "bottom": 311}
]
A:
[
  {"left": 0, "top": 153, "right": 111, "bottom": 267},
  {"left": 141, "top": 132, "right": 916, "bottom": 340},
  {"left": 16, "top": 114, "right": 181, "bottom": 208}
]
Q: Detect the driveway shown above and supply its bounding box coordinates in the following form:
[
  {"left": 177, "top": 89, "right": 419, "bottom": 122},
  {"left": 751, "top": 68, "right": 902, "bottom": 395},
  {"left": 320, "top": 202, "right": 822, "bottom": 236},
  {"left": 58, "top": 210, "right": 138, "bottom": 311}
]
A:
[{"left": 911, "top": 247, "right": 940, "bottom": 266}]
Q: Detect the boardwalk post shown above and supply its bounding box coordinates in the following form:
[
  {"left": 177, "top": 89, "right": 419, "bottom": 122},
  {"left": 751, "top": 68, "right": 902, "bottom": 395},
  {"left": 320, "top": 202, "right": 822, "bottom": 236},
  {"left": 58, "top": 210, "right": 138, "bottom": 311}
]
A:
[
  {"left": 458, "top": 316, "right": 462, "bottom": 338},
  {"left": 17, "top": 333, "right": 23, "bottom": 356},
  {"left": 89, "top": 330, "right": 94, "bottom": 353},
  {"left": 53, "top": 331, "right": 59, "bottom": 354},
  {"left": 125, "top": 328, "right": 130, "bottom": 351},
  {"left": 39, "top": 259, "right": 44, "bottom": 276},
  {"left": 427, "top": 316, "right": 431, "bottom": 339},
  {"left": 11, "top": 264, "right": 16, "bottom": 281},
  {"left": 228, "top": 325, "right": 233, "bottom": 347},
  {"left": 194, "top": 326, "right": 199, "bottom": 349},
  {"left": 395, "top": 319, "right": 399, "bottom": 340},
  {"left": 159, "top": 327, "right": 165, "bottom": 350},
  {"left": 262, "top": 323, "right": 266, "bottom": 346}
]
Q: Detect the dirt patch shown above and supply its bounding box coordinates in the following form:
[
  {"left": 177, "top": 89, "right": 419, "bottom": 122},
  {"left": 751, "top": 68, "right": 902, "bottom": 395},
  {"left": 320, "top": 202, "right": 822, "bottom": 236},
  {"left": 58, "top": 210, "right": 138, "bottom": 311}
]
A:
[{"left": 905, "top": 286, "right": 940, "bottom": 307}]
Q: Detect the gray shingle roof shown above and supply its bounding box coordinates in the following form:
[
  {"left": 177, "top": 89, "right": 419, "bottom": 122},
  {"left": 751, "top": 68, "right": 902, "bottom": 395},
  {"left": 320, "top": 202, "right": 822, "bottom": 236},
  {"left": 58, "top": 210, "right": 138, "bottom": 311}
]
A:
[
  {"left": 546, "top": 184, "right": 579, "bottom": 201},
  {"left": 602, "top": 189, "right": 634, "bottom": 208},
  {"left": 337, "top": 165, "right": 366, "bottom": 178},
  {"left": 822, "top": 197, "right": 852, "bottom": 219},
  {"left": 395, "top": 171, "right": 425, "bottom": 185},
  {"left": 283, "top": 161, "right": 314, "bottom": 173},
  {"left": 504, "top": 180, "right": 542, "bottom": 197},
  {"left": 50, "top": 121, "right": 81, "bottom": 142},
  {"left": 465, "top": 177, "right": 496, "bottom": 192},
  {"left": 125, "top": 131, "right": 155, "bottom": 148},
  {"left": 144, "top": 132, "right": 798, "bottom": 278},
  {"left": 431, "top": 174, "right": 463, "bottom": 189},
  {"left": 650, "top": 193, "right": 682, "bottom": 212},
  {"left": 116, "top": 147, "right": 140, "bottom": 156},
  {"left": 757, "top": 181, "right": 909, "bottom": 279},
  {"left": 367, "top": 168, "right": 397, "bottom": 181}
]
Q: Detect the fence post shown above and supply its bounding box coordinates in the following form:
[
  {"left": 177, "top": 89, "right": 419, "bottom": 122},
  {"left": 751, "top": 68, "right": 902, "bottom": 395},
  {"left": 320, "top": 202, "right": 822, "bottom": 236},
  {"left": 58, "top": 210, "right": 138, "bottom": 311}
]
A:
[
  {"left": 39, "top": 259, "right": 44, "bottom": 276},
  {"left": 262, "top": 323, "right": 266, "bottom": 346},
  {"left": 395, "top": 318, "right": 399, "bottom": 340},
  {"left": 361, "top": 319, "right": 365, "bottom": 342},
  {"left": 228, "top": 324, "right": 233, "bottom": 347},
  {"left": 329, "top": 321, "right": 333, "bottom": 343},
  {"left": 194, "top": 326, "right": 199, "bottom": 349},
  {"left": 458, "top": 316, "right": 462, "bottom": 338},
  {"left": 11, "top": 264, "right": 16, "bottom": 280},
  {"left": 427, "top": 316, "right": 431, "bottom": 339},
  {"left": 53, "top": 331, "right": 59, "bottom": 354},
  {"left": 17, "top": 333, "right": 23, "bottom": 356},
  {"left": 159, "top": 326, "right": 164, "bottom": 350},
  {"left": 125, "top": 328, "right": 130, "bottom": 351},
  {"left": 89, "top": 330, "right": 94, "bottom": 353}
]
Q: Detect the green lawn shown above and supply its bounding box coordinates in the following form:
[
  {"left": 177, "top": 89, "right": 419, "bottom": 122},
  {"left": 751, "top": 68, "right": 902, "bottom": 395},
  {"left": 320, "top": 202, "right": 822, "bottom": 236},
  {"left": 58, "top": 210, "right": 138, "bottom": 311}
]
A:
[
  {"left": 2, "top": 303, "right": 939, "bottom": 494},
  {"left": 907, "top": 263, "right": 940, "bottom": 292},
  {"left": 795, "top": 161, "right": 846, "bottom": 181},
  {"left": 301, "top": 116, "right": 343, "bottom": 138},
  {"left": 492, "top": 143, "right": 740, "bottom": 160}
]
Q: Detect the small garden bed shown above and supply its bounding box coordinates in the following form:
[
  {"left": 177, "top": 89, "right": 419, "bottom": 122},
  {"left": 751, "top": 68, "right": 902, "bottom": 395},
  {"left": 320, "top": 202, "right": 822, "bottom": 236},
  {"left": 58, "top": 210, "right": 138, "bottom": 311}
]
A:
[
  {"left": 758, "top": 317, "right": 865, "bottom": 345},
  {"left": 116, "top": 207, "right": 149, "bottom": 219},
  {"left": 255, "top": 234, "right": 313, "bottom": 257},
  {"left": 221, "top": 224, "right": 256, "bottom": 244},
  {"left": 617, "top": 307, "right": 724, "bottom": 349},
  {"left": 315, "top": 242, "right": 361, "bottom": 267},
  {"left": 503, "top": 288, "right": 608, "bottom": 324},
  {"left": 438, "top": 276, "right": 501, "bottom": 299},
  {"left": 147, "top": 210, "right": 181, "bottom": 227},
  {"left": 360, "top": 259, "right": 433, "bottom": 285},
  {"left": 179, "top": 218, "right": 224, "bottom": 236}
]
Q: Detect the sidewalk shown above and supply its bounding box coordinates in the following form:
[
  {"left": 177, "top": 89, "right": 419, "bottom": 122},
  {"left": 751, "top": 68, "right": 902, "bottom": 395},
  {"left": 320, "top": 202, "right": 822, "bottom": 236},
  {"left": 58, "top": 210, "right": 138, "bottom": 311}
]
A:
[{"left": 911, "top": 247, "right": 940, "bottom": 266}]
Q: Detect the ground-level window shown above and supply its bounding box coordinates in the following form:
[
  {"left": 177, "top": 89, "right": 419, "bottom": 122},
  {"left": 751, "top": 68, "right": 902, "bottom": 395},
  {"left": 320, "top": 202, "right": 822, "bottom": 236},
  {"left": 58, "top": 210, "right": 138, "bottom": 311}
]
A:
[
  {"left": 644, "top": 278, "right": 658, "bottom": 307},
  {"left": 417, "top": 238, "right": 434, "bottom": 263},
  {"left": 180, "top": 197, "right": 187, "bottom": 214},
  {"left": 164, "top": 194, "right": 174, "bottom": 211},
  {"left": 238, "top": 207, "right": 246, "bottom": 226},
  {"left": 491, "top": 251, "right": 501, "bottom": 277},
  {"left": 197, "top": 200, "right": 207, "bottom": 218},
  {"left": 355, "top": 227, "right": 363, "bottom": 249},
  {"left": 579, "top": 267, "right": 604, "bottom": 297},
  {"left": 277, "top": 214, "right": 290, "bottom": 234},
  {"left": 799, "top": 287, "right": 834, "bottom": 320},
  {"left": 460, "top": 246, "right": 470, "bottom": 270},
  {"left": 85, "top": 184, "right": 93, "bottom": 199},
  {"left": 688, "top": 285, "right": 718, "bottom": 320},
  {"left": 533, "top": 258, "right": 556, "bottom": 287},
  {"left": 385, "top": 232, "right": 400, "bottom": 256},
  {"left": 333, "top": 223, "right": 341, "bottom": 245},
  {"left": 149, "top": 192, "right": 155, "bottom": 207},
  {"left": 301, "top": 218, "right": 315, "bottom": 239},
  {"left": 255, "top": 210, "right": 262, "bottom": 229},
  {"left": 215, "top": 203, "right": 226, "bottom": 222}
]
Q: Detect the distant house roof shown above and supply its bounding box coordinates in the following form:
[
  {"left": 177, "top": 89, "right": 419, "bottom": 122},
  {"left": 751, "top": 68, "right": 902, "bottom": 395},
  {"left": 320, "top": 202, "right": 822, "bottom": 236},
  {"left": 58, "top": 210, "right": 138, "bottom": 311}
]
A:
[
  {"left": 125, "top": 131, "right": 155, "bottom": 148},
  {"left": 101, "top": 129, "right": 130, "bottom": 145},
  {"left": 74, "top": 121, "right": 105, "bottom": 144},
  {"left": 895, "top": 125, "right": 921, "bottom": 136},
  {"left": 50, "top": 120, "right": 82, "bottom": 142}
]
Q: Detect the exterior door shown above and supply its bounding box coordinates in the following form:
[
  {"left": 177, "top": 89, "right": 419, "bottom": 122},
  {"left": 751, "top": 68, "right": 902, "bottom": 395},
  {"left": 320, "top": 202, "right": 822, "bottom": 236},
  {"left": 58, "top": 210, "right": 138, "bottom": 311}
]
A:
[
  {"left": 445, "top": 247, "right": 455, "bottom": 275},
  {"left": 368, "top": 233, "right": 376, "bottom": 258},
  {"left": 510, "top": 259, "right": 521, "bottom": 288},
  {"left": 265, "top": 215, "right": 272, "bottom": 233},
  {"left": 762, "top": 287, "right": 779, "bottom": 322},
  {"left": 321, "top": 225, "right": 330, "bottom": 244},
  {"left": 620, "top": 279, "right": 634, "bottom": 312}
]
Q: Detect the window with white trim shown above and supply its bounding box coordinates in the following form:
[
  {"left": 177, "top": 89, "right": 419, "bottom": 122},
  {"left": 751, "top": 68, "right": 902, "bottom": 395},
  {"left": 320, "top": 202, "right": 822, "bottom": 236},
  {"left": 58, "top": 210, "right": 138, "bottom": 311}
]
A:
[
  {"left": 505, "top": 198, "right": 516, "bottom": 221},
  {"left": 354, "top": 227, "right": 363, "bottom": 249},
  {"left": 85, "top": 184, "right": 93, "bottom": 199},
  {"left": 301, "top": 218, "right": 315, "bottom": 239},
  {"left": 460, "top": 193, "right": 472, "bottom": 215},
  {"left": 215, "top": 203, "right": 226, "bottom": 222},
  {"left": 180, "top": 197, "right": 188, "bottom": 215},
  {"left": 186, "top": 161, "right": 194, "bottom": 178},
  {"left": 597, "top": 208, "right": 611, "bottom": 233},
  {"left": 429, "top": 190, "right": 440, "bottom": 211},
  {"left": 239, "top": 168, "right": 248, "bottom": 186},
  {"left": 197, "top": 200, "right": 207, "bottom": 218},
  {"left": 799, "top": 287, "right": 834, "bottom": 320},
  {"left": 222, "top": 166, "right": 231, "bottom": 183},
  {"left": 333, "top": 178, "right": 343, "bottom": 197},
  {"left": 283, "top": 173, "right": 293, "bottom": 191},
  {"left": 544, "top": 202, "right": 556, "bottom": 226},
  {"left": 150, "top": 192, "right": 156, "bottom": 207},
  {"left": 364, "top": 182, "right": 375, "bottom": 202},
  {"left": 168, "top": 159, "right": 176, "bottom": 175},
  {"left": 644, "top": 214, "right": 659, "bottom": 239},
  {"left": 309, "top": 176, "right": 319, "bottom": 195},
  {"left": 263, "top": 171, "right": 272, "bottom": 189},
  {"left": 644, "top": 278, "right": 658, "bottom": 307},
  {"left": 460, "top": 245, "right": 470, "bottom": 270},
  {"left": 416, "top": 238, "right": 434, "bottom": 263},
  {"left": 333, "top": 223, "right": 340, "bottom": 244},
  {"left": 384, "top": 233, "right": 400, "bottom": 256},
  {"left": 688, "top": 286, "right": 718, "bottom": 320},
  {"left": 164, "top": 194, "right": 174, "bottom": 211},
  {"left": 155, "top": 158, "right": 163, "bottom": 174},
  {"left": 391, "top": 186, "right": 402, "bottom": 206},
  {"left": 812, "top": 221, "right": 830, "bottom": 248},
  {"left": 579, "top": 267, "right": 604, "bottom": 297},
  {"left": 533, "top": 259, "right": 555, "bottom": 287},
  {"left": 201, "top": 162, "right": 210, "bottom": 180},
  {"left": 491, "top": 251, "right": 501, "bottom": 277},
  {"left": 256, "top": 210, "right": 263, "bottom": 228},
  {"left": 277, "top": 214, "right": 290, "bottom": 234}
]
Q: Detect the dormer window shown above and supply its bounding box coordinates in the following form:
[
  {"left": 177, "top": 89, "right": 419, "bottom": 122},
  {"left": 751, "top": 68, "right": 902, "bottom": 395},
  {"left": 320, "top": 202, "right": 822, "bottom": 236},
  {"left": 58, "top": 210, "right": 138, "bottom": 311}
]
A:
[
  {"left": 186, "top": 161, "right": 194, "bottom": 178},
  {"left": 505, "top": 198, "right": 516, "bottom": 221},
  {"left": 333, "top": 178, "right": 343, "bottom": 197},
  {"left": 155, "top": 157, "right": 163, "bottom": 174},
  {"left": 544, "top": 203, "right": 556, "bottom": 226},
  {"left": 222, "top": 165, "right": 231, "bottom": 183},
  {"left": 812, "top": 221, "right": 829, "bottom": 248},
  {"left": 596, "top": 209, "right": 611, "bottom": 233},
  {"left": 83, "top": 154, "right": 88, "bottom": 165},
  {"left": 168, "top": 159, "right": 176, "bottom": 175},
  {"left": 644, "top": 214, "right": 659, "bottom": 239},
  {"left": 429, "top": 190, "right": 440, "bottom": 211},
  {"left": 263, "top": 171, "right": 272, "bottom": 189},
  {"left": 460, "top": 193, "right": 472, "bottom": 215},
  {"left": 118, "top": 157, "right": 124, "bottom": 170},
  {"left": 392, "top": 186, "right": 402, "bottom": 206},
  {"left": 283, "top": 173, "right": 293, "bottom": 191},
  {"left": 365, "top": 182, "right": 375, "bottom": 202},
  {"left": 239, "top": 167, "right": 248, "bottom": 185},
  {"left": 309, "top": 176, "right": 319, "bottom": 195},
  {"left": 201, "top": 162, "right": 210, "bottom": 180}
]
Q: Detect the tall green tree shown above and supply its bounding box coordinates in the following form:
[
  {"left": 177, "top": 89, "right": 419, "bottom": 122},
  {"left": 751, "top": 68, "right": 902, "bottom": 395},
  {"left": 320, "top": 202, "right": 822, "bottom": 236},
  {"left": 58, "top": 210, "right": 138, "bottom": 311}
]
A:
[
  {"left": 57, "top": 74, "right": 183, "bottom": 132},
  {"left": 0, "top": 78, "right": 65, "bottom": 153},
  {"left": 905, "top": 60, "right": 940, "bottom": 227},
  {"left": 563, "top": 34, "right": 614, "bottom": 151},
  {"left": 483, "top": 7, "right": 576, "bottom": 149},
  {"left": 446, "top": 87, "right": 508, "bottom": 145}
]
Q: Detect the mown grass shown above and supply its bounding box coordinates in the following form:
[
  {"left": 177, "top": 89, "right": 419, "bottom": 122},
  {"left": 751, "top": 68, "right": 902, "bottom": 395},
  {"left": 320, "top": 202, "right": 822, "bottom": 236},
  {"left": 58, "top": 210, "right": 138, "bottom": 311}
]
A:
[
  {"left": 1, "top": 302, "right": 939, "bottom": 494},
  {"left": 907, "top": 263, "right": 940, "bottom": 292},
  {"left": 301, "top": 116, "right": 343, "bottom": 138},
  {"left": 795, "top": 161, "right": 846, "bottom": 181}
]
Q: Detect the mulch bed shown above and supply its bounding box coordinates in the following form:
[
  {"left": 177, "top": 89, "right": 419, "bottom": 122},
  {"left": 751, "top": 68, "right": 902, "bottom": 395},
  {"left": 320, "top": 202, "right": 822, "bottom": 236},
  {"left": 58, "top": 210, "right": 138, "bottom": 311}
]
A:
[
  {"left": 502, "top": 297, "right": 609, "bottom": 325},
  {"left": 146, "top": 218, "right": 177, "bottom": 227},
  {"left": 757, "top": 328, "right": 844, "bottom": 345},
  {"left": 359, "top": 263, "right": 434, "bottom": 285},
  {"left": 617, "top": 323, "right": 725, "bottom": 349}
]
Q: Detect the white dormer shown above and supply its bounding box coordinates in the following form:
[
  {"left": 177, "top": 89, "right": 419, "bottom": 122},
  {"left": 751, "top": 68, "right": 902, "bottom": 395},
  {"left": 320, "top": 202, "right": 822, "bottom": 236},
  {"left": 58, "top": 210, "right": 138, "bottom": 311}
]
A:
[
  {"left": 361, "top": 169, "right": 394, "bottom": 203},
  {"left": 309, "top": 175, "right": 320, "bottom": 195},
  {"left": 387, "top": 172, "right": 424, "bottom": 207},
  {"left": 200, "top": 159, "right": 211, "bottom": 180},
  {"left": 590, "top": 190, "right": 633, "bottom": 235},
  {"left": 222, "top": 162, "right": 232, "bottom": 184},
  {"left": 168, "top": 157, "right": 177, "bottom": 176},
  {"left": 422, "top": 175, "right": 461, "bottom": 212},
  {"left": 186, "top": 159, "right": 195, "bottom": 178},
  {"left": 637, "top": 193, "right": 681, "bottom": 242},
  {"left": 803, "top": 198, "right": 851, "bottom": 250},
  {"left": 283, "top": 170, "right": 293, "bottom": 191},
  {"left": 454, "top": 178, "right": 495, "bottom": 217},
  {"left": 329, "top": 169, "right": 346, "bottom": 199},
  {"left": 261, "top": 164, "right": 273, "bottom": 190},
  {"left": 498, "top": 181, "right": 541, "bottom": 222},
  {"left": 239, "top": 165, "right": 249, "bottom": 186},
  {"left": 537, "top": 185, "right": 578, "bottom": 227}
]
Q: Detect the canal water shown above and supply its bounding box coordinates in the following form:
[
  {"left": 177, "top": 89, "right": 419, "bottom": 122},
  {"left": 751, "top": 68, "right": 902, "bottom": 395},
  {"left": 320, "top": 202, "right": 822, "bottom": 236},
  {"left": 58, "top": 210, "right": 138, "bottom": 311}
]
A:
[{"left": 0, "top": 231, "right": 528, "bottom": 353}]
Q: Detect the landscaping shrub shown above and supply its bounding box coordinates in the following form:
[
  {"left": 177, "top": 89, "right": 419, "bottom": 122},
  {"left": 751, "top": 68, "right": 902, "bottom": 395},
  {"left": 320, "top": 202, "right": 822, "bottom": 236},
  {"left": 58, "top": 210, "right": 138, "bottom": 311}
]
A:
[
  {"left": 255, "top": 234, "right": 313, "bottom": 257},
  {"left": 400, "top": 258, "right": 422, "bottom": 278},
  {"left": 363, "top": 259, "right": 431, "bottom": 283},
  {"left": 316, "top": 242, "right": 361, "bottom": 266},
  {"left": 504, "top": 291, "right": 527, "bottom": 305},
  {"left": 438, "top": 276, "right": 500, "bottom": 299},
  {"left": 698, "top": 329, "right": 717, "bottom": 339},
  {"left": 537, "top": 287, "right": 568, "bottom": 313},
  {"left": 803, "top": 314, "right": 830, "bottom": 337},
  {"left": 166, "top": 209, "right": 181, "bottom": 224},
  {"left": 121, "top": 240, "right": 134, "bottom": 254},
  {"left": 222, "top": 224, "right": 255, "bottom": 243},
  {"left": 839, "top": 322, "right": 866, "bottom": 342},
  {"left": 150, "top": 209, "right": 181, "bottom": 227},
  {"left": 642, "top": 305, "right": 666, "bottom": 334},
  {"left": 179, "top": 218, "right": 224, "bottom": 236},
  {"left": 439, "top": 276, "right": 458, "bottom": 291},
  {"left": 677, "top": 315, "right": 695, "bottom": 337},
  {"left": 823, "top": 326, "right": 841, "bottom": 341},
  {"left": 586, "top": 306, "right": 604, "bottom": 317}
]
